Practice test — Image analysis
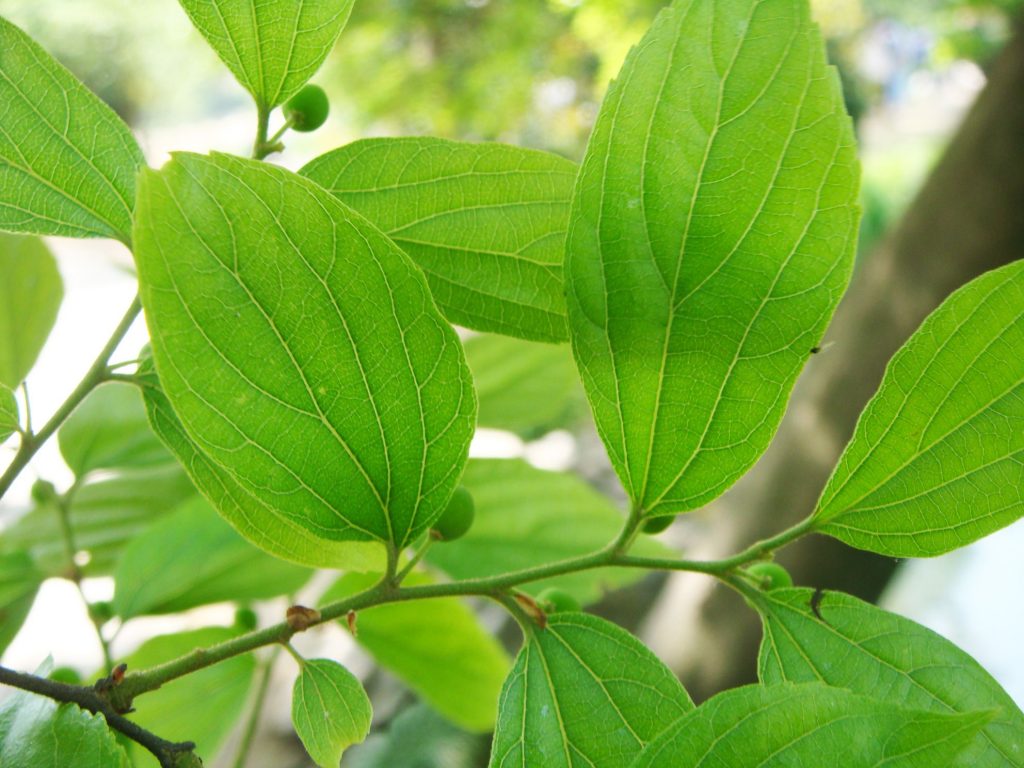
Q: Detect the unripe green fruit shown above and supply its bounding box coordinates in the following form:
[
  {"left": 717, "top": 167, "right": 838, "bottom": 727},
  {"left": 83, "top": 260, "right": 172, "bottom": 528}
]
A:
[
  {"left": 537, "top": 587, "right": 580, "bottom": 614},
  {"left": 642, "top": 515, "right": 674, "bottom": 534},
  {"left": 90, "top": 601, "right": 114, "bottom": 623},
  {"left": 746, "top": 562, "right": 793, "bottom": 591},
  {"left": 49, "top": 666, "right": 82, "bottom": 685},
  {"left": 235, "top": 607, "right": 258, "bottom": 631},
  {"left": 431, "top": 486, "right": 475, "bottom": 541},
  {"left": 30, "top": 479, "right": 58, "bottom": 505},
  {"left": 283, "top": 85, "right": 329, "bottom": 132}
]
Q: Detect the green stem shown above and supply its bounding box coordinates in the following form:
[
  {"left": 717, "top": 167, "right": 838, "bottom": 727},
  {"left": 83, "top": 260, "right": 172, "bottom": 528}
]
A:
[
  {"left": 394, "top": 536, "right": 433, "bottom": 584},
  {"left": 0, "top": 296, "right": 142, "bottom": 501},
  {"left": 252, "top": 103, "right": 271, "bottom": 160}
]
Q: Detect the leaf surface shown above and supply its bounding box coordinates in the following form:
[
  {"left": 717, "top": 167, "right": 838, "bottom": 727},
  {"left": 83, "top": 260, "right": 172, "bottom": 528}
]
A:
[
  {"left": 133, "top": 152, "right": 475, "bottom": 550},
  {"left": 566, "top": 0, "right": 859, "bottom": 517},
  {"left": 178, "top": 0, "right": 354, "bottom": 107},
  {"left": 0, "top": 19, "right": 143, "bottom": 241},
  {"left": 754, "top": 588, "right": 1024, "bottom": 767},
  {"left": 292, "top": 659, "right": 372, "bottom": 768},
  {"left": 0, "top": 551, "right": 41, "bottom": 654},
  {"left": 0, "top": 234, "right": 62, "bottom": 388},
  {"left": 0, "top": 383, "right": 17, "bottom": 443},
  {"left": 814, "top": 260, "right": 1024, "bottom": 555},
  {"left": 302, "top": 138, "right": 576, "bottom": 342},
  {"left": 490, "top": 612, "right": 692, "bottom": 767}
]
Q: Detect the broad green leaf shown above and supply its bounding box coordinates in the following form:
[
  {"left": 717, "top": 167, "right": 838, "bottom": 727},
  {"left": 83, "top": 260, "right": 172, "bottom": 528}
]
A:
[
  {"left": 323, "top": 572, "right": 510, "bottom": 732},
  {"left": 0, "top": 19, "right": 144, "bottom": 242},
  {"left": 490, "top": 612, "right": 692, "bottom": 767},
  {"left": 292, "top": 659, "right": 372, "bottom": 768},
  {"left": 566, "top": 0, "right": 859, "bottom": 518},
  {"left": 0, "top": 234, "right": 62, "bottom": 388},
  {"left": 177, "top": 0, "right": 354, "bottom": 108},
  {"left": 58, "top": 382, "right": 173, "bottom": 476},
  {"left": 302, "top": 138, "right": 576, "bottom": 342},
  {"left": 136, "top": 358, "right": 384, "bottom": 571},
  {"left": 134, "top": 152, "right": 475, "bottom": 551},
  {"left": 0, "top": 686, "right": 130, "bottom": 768},
  {"left": 0, "top": 383, "right": 17, "bottom": 442},
  {"left": 464, "top": 335, "right": 583, "bottom": 438},
  {"left": 632, "top": 683, "right": 989, "bottom": 768},
  {"left": 428, "top": 460, "right": 672, "bottom": 604},
  {"left": 347, "top": 704, "right": 485, "bottom": 768},
  {"left": 814, "top": 261, "right": 1024, "bottom": 556},
  {"left": 0, "top": 551, "right": 41, "bottom": 654},
  {"left": 753, "top": 588, "right": 1024, "bottom": 767},
  {"left": 0, "top": 464, "right": 196, "bottom": 577},
  {"left": 122, "top": 627, "right": 254, "bottom": 767},
  {"left": 113, "top": 497, "right": 310, "bottom": 619}
]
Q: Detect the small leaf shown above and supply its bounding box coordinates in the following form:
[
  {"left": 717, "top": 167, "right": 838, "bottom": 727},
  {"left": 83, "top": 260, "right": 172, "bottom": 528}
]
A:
[
  {"left": 0, "top": 234, "right": 63, "bottom": 388},
  {"left": 0, "top": 464, "right": 196, "bottom": 577},
  {"left": 302, "top": 138, "right": 576, "bottom": 342},
  {"left": 292, "top": 659, "right": 372, "bottom": 768},
  {"left": 122, "top": 627, "right": 254, "bottom": 767},
  {"left": 323, "top": 572, "right": 510, "bottom": 732},
  {"left": 0, "top": 383, "right": 18, "bottom": 443},
  {"left": 136, "top": 358, "right": 384, "bottom": 571},
  {"left": 814, "top": 260, "right": 1024, "bottom": 556},
  {"left": 632, "top": 683, "right": 991, "bottom": 768},
  {"left": 0, "top": 684, "right": 130, "bottom": 768},
  {"left": 753, "top": 588, "right": 1024, "bottom": 767},
  {"left": 490, "top": 613, "right": 692, "bottom": 767},
  {"left": 177, "top": 0, "right": 354, "bottom": 108},
  {"left": 133, "top": 152, "right": 475, "bottom": 550},
  {"left": 428, "top": 460, "right": 673, "bottom": 605},
  {"left": 0, "top": 551, "right": 42, "bottom": 655},
  {"left": 113, "top": 496, "right": 310, "bottom": 619},
  {"left": 566, "top": 0, "right": 859, "bottom": 517},
  {"left": 0, "top": 19, "right": 144, "bottom": 242},
  {"left": 58, "top": 382, "right": 173, "bottom": 477},
  {"left": 464, "top": 335, "right": 584, "bottom": 438}
]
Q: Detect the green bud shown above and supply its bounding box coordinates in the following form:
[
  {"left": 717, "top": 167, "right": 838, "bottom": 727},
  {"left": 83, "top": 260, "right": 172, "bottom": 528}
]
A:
[
  {"left": 30, "top": 479, "right": 59, "bottom": 505},
  {"left": 537, "top": 587, "right": 580, "bottom": 614},
  {"left": 235, "top": 607, "right": 259, "bottom": 631},
  {"left": 283, "top": 84, "right": 329, "bottom": 132},
  {"left": 642, "top": 515, "right": 674, "bottom": 534},
  {"left": 431, "top": 486, "right": 475, "bottom": 541},
  {"left": 745, "top": 562, "right": 794, "bottom": 591}
]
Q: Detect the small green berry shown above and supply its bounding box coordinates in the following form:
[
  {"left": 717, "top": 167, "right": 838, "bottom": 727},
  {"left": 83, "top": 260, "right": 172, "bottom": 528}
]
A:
[
  {"left": 537, "top": 587, "right": 580, "bottom": 614},
  {"left": 235, "top": 607, "right": 258, "bottom": 631},
  {"left": 431, "top": 486, "right": 475, "bottom": 541},
  {"left": 49, "top": 666, "right": 82, "bottom": 685},
  {"left": 642, "top": 515, "right": 674, "bottom": 534},
  {"left": 283, "top": 84, "right": 329, "bottom": 132},
  {"left": 746, "top": 562, "right": 793, "bottom": 591},
  {"left": 90, "top": 601, "right": 115, "bottom": 623},
  {"left": 30, "top": 479, "right": 58, "bottom": 505}
]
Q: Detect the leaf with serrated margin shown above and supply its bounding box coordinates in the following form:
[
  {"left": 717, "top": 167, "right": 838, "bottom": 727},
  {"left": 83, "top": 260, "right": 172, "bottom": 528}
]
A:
[
  {"left": 566, "top": 0, "right": 859, "bottom": 519},
  {"left": 0, "top": 19, "right": 144, "bottom": 242},
  {"left": 753, "top": 588, "right": 1024, "bottom": 767},
  {"left": 292, "top": 659, "right": 372, "bottom": 768},
  {"left": 632, "top": 682, "right": 990, "bottom": 768},
  {"left": 490, "top": 613, "right": 692, "bottom": 768},
  {"left": 302, "top": 138, "right": 576, "bottom": 342},
  {"left": 177, "top": 0, "right": 354, "bottom": 108},
  {"left": 813, "top": 260, "right": 1024, "bottom": 556},
  {"left": 133, "top": 152, "right": 475, "bottom": 552},
  {"left": 0, "top": 234, "right": 62, "bottom": 388},
  {"left": 0, "top": 384, "right": 17, "bottom": 443}
]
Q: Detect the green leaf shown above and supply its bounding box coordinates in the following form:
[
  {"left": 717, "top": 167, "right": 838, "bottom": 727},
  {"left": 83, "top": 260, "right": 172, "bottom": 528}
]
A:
[
  {"left": 301, "top": 138, "right": 576, "bottom": 342},
  {"left": 113, "top": 496, "right": 310, "bottom": 619},
  {"left": 0, "top": 551, "right": 42, "bottom": 655},
  {"left": 0, "top": 18, "right": 144, "bottom": 242},
  {"left": 0, "top": 234, "right": 63, "bottom": 388},
  {"left": 134, "top": 152, "right": 475, "bottom": 551},
  {"left": 428, "top": 460, "right": 672, "bottom": 605},
  {"left": 323, "top": 572, "right": 510, "bottom": 732},
  {"left": 566, "top": 0, "right": 859, "bottom": 518},
  {"left": 633, "top": 683, "right": 990, "bottom": 768},
  {"left": 0, "top": 383, "right": 18, "bottom": 443},
  {"left": 465, "top": 335, "right": 583, "bottom": 438},
  {"left": 0, "top": 688, "right": 130, "bottom": 768},
  {"left": 754, "top": 588, "right": 1024, "bottom": 767},
  {"left": 490, "top": 612, "right": 692, "bottom": 767},
  {"left": 346, "top": 704, "right": 485, "bottom": 768},
  {"left": 292, "top": 659, "right": 372, "bottom": 768},
  {"left": 136, "top": 357, "right": 384, "bottom": 571},
  {"left": 122, "top": 627, "right": 254, "bottom": 767},
  {"left": 813, "top": 261, "right": 1024, "bottom": 556},
  {"left": 58, "top": 382, "right": 173, "bottom": 477},
  {"left": 0, "top": 464, "right": 196, "bottom": 577},
  {"left": 177, "top": 0, "right": 354, "bottom": 108}
]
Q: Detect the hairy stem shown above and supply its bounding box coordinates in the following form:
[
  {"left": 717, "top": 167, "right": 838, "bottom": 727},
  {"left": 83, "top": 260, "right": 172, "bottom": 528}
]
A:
[{"left": 0, "top": 295, "right": 142, "bottom": 501}]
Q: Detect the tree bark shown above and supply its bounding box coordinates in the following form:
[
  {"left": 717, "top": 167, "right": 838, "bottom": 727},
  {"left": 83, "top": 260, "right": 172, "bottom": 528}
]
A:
[{"left": 644, "top": 20, "right": 1024, "bottom": 702}]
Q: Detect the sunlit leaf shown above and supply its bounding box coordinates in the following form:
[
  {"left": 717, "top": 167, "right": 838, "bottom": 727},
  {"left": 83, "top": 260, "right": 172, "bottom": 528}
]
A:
[
  {"left": 0, "top": 551, "right": 41, "bottom": 655},
  {"left": 0, "top": 234, "right": 62, "bottom": 388},
  {"left": 0, "top": 384, "right": 18, "bottom": 443},
  {"left": 292, "top": 659, "right": 372, "bottom": 768}
]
